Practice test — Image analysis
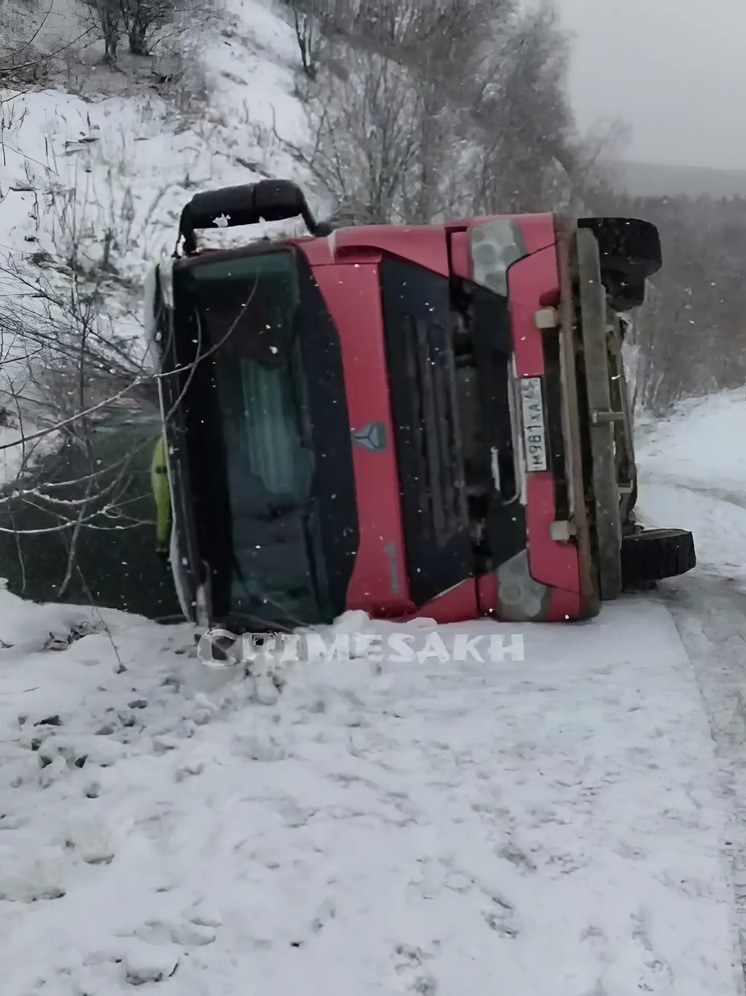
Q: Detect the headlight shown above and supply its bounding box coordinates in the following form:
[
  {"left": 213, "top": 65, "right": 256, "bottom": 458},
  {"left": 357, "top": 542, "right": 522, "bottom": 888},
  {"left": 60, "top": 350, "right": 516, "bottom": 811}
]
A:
[{"left": 468, "top": 219, "right": 528, "bottom": 296}]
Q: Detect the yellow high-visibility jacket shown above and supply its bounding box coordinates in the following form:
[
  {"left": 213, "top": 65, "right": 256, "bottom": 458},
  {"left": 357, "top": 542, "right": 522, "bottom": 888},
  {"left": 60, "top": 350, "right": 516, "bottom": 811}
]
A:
[{"left": 151, "top": 434, "right": 172, "bottom": 551}]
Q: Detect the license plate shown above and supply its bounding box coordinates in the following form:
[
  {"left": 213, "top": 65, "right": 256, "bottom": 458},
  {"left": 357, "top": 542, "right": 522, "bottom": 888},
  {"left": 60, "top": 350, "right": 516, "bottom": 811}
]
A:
[{"left": 519, "top": 377, "right": 548, "bottom": 473}]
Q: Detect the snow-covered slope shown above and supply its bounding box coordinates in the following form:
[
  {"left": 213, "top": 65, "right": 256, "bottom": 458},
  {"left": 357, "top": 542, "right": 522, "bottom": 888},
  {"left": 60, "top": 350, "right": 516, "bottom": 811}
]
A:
[
  {"left": 0, "top": 0, "right": 319, "bottom": 483},
  {"left": 0, "top": 0, "right": 315, "bottom": 286},
  {"left": 2, "top": 388, "right": 746, "bottom": 994}
]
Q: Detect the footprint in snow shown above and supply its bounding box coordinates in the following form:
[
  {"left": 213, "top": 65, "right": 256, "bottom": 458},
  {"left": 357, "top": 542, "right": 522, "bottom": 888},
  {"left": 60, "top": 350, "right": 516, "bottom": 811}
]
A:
[
  {"left": 631, "top": 910, "right": 674, "bottom": 989},
  {"left": 133, "top": 917, "right": 218, "bottom": 948},
  {"left": 393, "top": 944, "right": 438, "bottom": 994},
  {"left": 482, "top": 894, "right": 520, "bottom": 939},
  {"left": 95, "top": 905, "right": 221, "bottom": 986},
  {"left": 119, "top": 938, "right": 181, "bottom": 985},
  {"left": 54, "top": 814, "right": 117, "bottom": 865},
  {"left": 497, "top": 841, "right": 537, "bottom": 874},
  {"left": 310, "top": 898, "right": 336, "bottom": 933},
  {"left": 232, "top": 732, "right": 288, "bottom": 762},
  {"left": 0, "top": 846, "right": 69, "bottom": 902}
]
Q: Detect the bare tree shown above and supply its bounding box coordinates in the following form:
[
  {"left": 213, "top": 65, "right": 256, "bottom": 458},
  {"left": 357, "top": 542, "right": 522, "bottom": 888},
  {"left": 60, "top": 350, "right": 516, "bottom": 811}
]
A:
[
  {"left": 0, "top": 162, "right": 267, "bottom": 608},
  {"left": 287, "top": 0, "right": 324, "bottom": 79},
  {"left": 80, "top": 0, "right": 121, "bottom": 62},
  {"left": 284, "top": 48, "right": 422, "bottom": 223},
  {"left": 0, "top": 261, "right": 157, "bottom": 528},
  {"left": 79, "top": 0, "right": 199, "bottom": 60},
  {"left": 285, "top": 0, "right": 593, "bottom": 226},
  {"left": 1, "top": 0, "right": 97, "bottom": 85},
  {"left": 330, "top": 0, "right": 495, "bottom": 56},
  {"left": 0, "top": 137, "right": 162, "bottom": 597},
  {"left": 119, "top": 0, "right": 173, "bottom": 56}
]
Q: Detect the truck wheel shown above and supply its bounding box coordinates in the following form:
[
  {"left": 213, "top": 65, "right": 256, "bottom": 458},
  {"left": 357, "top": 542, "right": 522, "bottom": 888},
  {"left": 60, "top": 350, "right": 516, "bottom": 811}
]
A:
[
  {"left": 621, "top": 528, "right": 696, "bottom": 589},
  {"left": 578, "top": 218, "right": 662, "bottom": 277}
]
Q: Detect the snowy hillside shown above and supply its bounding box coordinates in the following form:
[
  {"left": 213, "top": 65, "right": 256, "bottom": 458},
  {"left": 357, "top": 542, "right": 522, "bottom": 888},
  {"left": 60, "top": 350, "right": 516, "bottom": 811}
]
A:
[
  {"left": 1, "top": 389, "right": 746, "bottom": 994},
  {"left": 0, "top": 0, "right": 319, "bottom": 471},
  {"left": 0, "top": 0, "right": 321, "bottom": 520},
  {"left": 0, "top": 0, "right": 316, "bottom": 279}
]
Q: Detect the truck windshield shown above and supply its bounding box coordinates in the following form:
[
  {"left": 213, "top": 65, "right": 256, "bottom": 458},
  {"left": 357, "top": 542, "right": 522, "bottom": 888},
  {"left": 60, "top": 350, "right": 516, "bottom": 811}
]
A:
[{"left": 171, "top": 248, "right": 357, "bottom": 630}]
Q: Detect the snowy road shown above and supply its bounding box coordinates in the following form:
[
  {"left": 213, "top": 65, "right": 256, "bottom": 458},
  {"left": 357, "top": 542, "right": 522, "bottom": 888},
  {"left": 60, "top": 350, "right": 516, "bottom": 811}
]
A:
[
  {"left": 636, "top": 388, "right": 746, "bottom": 990},
  {"left": 661, "top": 571, "right": 746, "bottom": 978},
  {"left": 1, "top": 390, "right": 746, "bottom": 995}
]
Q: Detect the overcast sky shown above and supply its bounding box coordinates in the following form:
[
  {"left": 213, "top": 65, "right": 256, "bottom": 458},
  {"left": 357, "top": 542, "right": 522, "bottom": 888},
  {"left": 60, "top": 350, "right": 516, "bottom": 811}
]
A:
[{"left": 556, "top": 0, "right": 746, "bottom": 169}]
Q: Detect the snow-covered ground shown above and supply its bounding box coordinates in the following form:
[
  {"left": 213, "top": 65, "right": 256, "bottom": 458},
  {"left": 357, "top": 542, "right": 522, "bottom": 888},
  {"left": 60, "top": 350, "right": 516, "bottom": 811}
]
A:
[
  {"left": 637, "top": 386, "right": 746, "bottom": 986},
  {"left": 636, "top": 387, "right": 746, "bottom": 586},
  {"left": 0, "top": 589, "right": 739, "bottom": 994},
  {"left": 1, "top": 389, "right": 746, "bottom": 995}
]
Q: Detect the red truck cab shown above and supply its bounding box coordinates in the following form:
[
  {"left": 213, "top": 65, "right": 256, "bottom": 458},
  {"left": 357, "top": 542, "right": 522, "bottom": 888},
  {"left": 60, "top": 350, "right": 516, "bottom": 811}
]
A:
[{"left": 148, "top": 180, "right": 694, "bottom": 631}]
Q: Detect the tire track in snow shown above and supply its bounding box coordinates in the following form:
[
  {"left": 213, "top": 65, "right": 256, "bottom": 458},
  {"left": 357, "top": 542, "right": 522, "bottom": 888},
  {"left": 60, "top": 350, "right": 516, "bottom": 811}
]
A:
[
  {"left": 656, "top": 572, "right": 746, "bottom": 994},
  {"left": 638, "top": 433, "right": 746, "bottom": 992},
  {"left": 643, "top": 475, "right": 746, "bottom": 512}
]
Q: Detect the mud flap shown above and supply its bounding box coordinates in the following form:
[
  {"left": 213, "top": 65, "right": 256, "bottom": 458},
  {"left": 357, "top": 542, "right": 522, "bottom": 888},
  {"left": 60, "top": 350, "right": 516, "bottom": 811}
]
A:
[{"left": 577, "top": 228, "right": 623, "bottom": 600}]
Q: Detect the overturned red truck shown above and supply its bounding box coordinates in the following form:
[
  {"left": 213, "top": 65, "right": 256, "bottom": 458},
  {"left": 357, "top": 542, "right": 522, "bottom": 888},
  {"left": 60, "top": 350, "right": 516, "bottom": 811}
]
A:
[{"left": 147, "top": 180, "right": 695, "bottom": 631}]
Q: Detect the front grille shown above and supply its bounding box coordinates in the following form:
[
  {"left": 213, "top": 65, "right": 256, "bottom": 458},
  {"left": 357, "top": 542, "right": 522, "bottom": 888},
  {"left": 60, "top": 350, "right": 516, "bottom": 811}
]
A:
[
  {"left": 409, "top": 316, "right": 468, "bottom": 543},
  {"left": 380, "top": 258, "right": 473, "bottom": 606}
]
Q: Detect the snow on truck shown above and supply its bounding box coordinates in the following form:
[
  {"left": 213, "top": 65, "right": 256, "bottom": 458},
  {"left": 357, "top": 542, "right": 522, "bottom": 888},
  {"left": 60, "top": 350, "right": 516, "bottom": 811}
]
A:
[{"left": 146, "top": 179, "right": 696, "bottom": 632}]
